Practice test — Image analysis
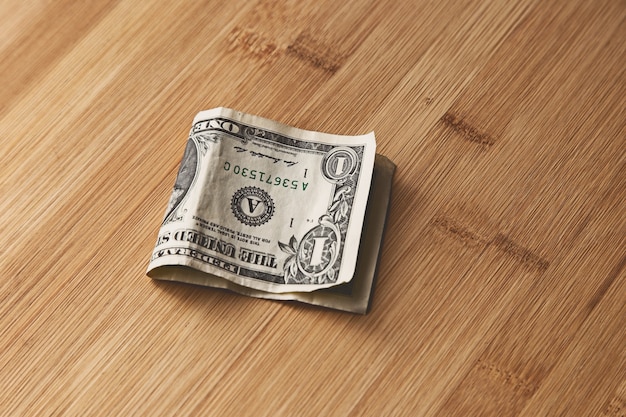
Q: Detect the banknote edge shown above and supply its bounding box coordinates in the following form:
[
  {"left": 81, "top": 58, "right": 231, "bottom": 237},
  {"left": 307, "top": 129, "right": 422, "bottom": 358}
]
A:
[{"left": 194, "top": 107, "right": 377, "bottom": 144}]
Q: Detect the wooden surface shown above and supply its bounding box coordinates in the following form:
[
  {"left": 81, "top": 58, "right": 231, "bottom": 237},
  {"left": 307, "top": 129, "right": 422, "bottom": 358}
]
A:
[{"left": 1, "top": 0, "right": 624, "bottom": 415}]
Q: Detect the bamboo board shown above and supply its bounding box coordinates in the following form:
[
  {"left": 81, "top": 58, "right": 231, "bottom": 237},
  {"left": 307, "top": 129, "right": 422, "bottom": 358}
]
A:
[{"left": 0, "top": 0, "right": 624, "bottom": 415}]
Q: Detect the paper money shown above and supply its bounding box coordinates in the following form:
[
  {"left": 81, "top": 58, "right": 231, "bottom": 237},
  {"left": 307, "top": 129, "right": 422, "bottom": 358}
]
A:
[{"left": 147, "top": 108, "right": 394, "bottom": 312}]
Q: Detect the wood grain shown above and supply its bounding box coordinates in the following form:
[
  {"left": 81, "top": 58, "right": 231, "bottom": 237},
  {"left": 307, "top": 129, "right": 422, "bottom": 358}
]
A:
[{"left": 1, "top": 0, "right": 624, "bottom": 415}]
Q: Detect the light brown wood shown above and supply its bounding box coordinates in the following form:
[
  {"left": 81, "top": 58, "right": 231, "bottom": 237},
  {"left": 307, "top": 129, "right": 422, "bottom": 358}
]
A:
[{"left": 1, "top": 0, "right": 624, "bottom": 415}]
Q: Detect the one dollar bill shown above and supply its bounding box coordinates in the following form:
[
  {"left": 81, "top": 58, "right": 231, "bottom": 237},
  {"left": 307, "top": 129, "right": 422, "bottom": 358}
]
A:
[{"left": 147, "top": 108, "right": 395, "bottom": 313}]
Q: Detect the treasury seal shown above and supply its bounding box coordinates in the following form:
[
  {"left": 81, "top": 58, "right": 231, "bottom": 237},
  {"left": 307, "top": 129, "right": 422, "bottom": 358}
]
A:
[{"left": 231, "top": 186, "right": 275, "bottom": 227}]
